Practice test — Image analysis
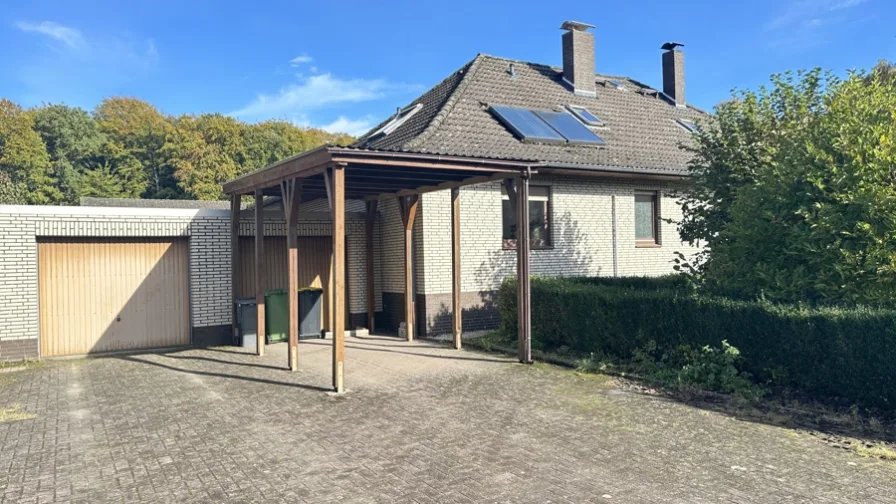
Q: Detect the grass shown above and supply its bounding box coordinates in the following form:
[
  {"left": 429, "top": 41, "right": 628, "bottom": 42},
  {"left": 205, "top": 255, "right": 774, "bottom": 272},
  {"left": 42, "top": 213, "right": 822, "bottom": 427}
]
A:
[
  {"left": 0, "top": 359, "right": 45, "bottom": 371},
  {"left": 0, "top": 404, "right": 36, "bottom": 423},
  {"left": 855, "top": 444, "right": 896, "bottom": 461}
]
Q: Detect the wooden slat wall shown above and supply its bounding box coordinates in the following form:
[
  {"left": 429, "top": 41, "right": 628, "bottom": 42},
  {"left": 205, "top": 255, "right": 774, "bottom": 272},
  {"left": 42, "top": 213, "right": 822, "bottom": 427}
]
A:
[
  {"left": 236, "top": 236, "right": 340, "bottom": 330},
  {"left": 38, "top": 239, "right": 190, "bottom": 357}
]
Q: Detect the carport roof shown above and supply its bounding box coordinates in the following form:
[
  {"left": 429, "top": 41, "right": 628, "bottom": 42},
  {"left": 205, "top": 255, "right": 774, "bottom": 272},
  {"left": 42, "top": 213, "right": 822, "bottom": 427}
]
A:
[{"left": 222, "top": 146, "right": 540, "bottom": 200}]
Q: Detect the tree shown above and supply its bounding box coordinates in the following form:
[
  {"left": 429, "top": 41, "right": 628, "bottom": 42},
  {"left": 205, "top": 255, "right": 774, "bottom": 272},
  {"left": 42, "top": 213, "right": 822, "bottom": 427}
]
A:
[
  {"left": 679, "top": 63, "right": 896, "bottom": 306},
  {"left": 94, "top": 97, "right": 172, "bottom": 198},
  {"left": 31, "top": 104, "right": 107, "bottom": 203},
  {"left": 0, "top": 99, "right": 60, "bottom": 204},
  {"left": 167, "top": 113, "right": 245, "bottom": 200},
  {"left": 241, "top": 120, "right": 354, "bottom": 174}
]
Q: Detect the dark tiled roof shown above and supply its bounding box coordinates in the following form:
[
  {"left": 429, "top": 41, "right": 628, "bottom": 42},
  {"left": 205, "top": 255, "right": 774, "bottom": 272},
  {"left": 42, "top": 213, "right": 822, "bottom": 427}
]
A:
[{"left": 354, "top": 54, "right": 707, "bottom": 175}]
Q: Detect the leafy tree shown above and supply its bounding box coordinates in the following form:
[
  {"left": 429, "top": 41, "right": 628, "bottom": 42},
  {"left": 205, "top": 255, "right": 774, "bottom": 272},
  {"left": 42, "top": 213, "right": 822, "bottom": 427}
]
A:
[
  {"left": 167, "top": 113, "right": 246, "bottom": 200},
  {"left": 31, "top": 104, "right": 106, "bottom": 203},
  {"left": 0, "top": 99, "right": 60, "bottom": 204},
  {"left": 680, "top": 63, "right": 896, "bottom": 305},
  {"left": 241, "top": 120, "right": 353, "bottom": 173},
  {"left": 0, "top": 170, "right": 26, "bottom": 204},
  {"left": 94, "top": 97, "right": 172, "bottom": 198}
]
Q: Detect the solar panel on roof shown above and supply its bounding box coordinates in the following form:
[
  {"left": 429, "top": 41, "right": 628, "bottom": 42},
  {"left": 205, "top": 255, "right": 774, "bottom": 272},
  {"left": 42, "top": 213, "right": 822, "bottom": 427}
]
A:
[
  {"left": 490, "top": 106, "right": 565, "bottom": 143},
  {"left": 534, "top": 110, "right": 606, "bottom": 145}
]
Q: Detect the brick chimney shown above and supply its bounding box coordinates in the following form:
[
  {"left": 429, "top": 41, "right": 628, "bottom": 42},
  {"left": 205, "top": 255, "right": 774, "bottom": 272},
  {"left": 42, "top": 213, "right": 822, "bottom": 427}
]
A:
[
  {"left": 561, "top": 21, "right": 596, "bottom": 97},
  {"left": 661, "top": 42, "right": 686, "bottom": 106}
]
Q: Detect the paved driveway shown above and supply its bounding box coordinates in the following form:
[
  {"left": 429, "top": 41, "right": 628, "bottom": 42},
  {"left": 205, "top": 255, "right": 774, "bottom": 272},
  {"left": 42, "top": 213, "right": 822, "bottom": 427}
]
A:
[{"left": 0, "top": 336, "right": 893, "bottom": 503}]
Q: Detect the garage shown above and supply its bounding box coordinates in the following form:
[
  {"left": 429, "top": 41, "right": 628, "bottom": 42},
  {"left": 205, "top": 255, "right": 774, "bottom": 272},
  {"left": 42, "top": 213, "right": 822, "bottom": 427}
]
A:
[{"left": 38, "top": 238, "right": 190, "bottom": 357}]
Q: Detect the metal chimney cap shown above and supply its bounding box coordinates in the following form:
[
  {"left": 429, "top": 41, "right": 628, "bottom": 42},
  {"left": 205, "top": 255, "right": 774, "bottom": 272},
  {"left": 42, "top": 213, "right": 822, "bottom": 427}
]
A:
[
  {"left": 661, "top": 42, "right": 685, "bottom": 51},
  {"left": 560, "top": 21, "right": 595, "bottom": 32}
]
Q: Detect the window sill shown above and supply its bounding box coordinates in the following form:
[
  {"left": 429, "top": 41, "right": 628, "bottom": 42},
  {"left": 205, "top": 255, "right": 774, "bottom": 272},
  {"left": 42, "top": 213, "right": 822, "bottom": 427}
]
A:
[
  {"left": 635, "top": 241, "right": 661, "bottom": 248},
  {"left": 503, "top": 241, "right": 553, "bottom": 251}
]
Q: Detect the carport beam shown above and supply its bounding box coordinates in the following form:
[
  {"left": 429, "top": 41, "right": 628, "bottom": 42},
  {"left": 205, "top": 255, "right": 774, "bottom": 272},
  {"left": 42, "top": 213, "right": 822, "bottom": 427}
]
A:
[
  {"left": 398, "top": 195, "right": 419, "bottom": 341},
  {"left": 451, "top": 187, "right": 462, "bottom": 349},
  {"left": 331, "top": 164, "right": 347, "bottom": 392},
  {"left": 283, "top": 178, "right": 302, "bottom": 372},
  {"left": 230, "top": 195, "right": 240, "bottom": 345},
  {"left": 365, "top": 200, "right": 378, "bottom": 332},
  {"left": 516, "top": 176, "right": 532, "bottom": 364},
  {"left": 255, "top": 190, "right": 265, "bottom": 356}
]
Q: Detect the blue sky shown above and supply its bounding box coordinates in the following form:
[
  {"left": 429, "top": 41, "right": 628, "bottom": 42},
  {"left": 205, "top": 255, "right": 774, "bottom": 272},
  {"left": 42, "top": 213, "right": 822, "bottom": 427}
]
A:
[{"left": 1, "top": 0, "right": 893, "bottom": 136}]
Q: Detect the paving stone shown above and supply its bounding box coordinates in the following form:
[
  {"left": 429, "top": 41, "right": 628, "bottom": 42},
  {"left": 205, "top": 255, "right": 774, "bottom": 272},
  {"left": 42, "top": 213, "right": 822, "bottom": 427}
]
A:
[{"left": 0, "top": 337, "right": 893, "bottom": 503}]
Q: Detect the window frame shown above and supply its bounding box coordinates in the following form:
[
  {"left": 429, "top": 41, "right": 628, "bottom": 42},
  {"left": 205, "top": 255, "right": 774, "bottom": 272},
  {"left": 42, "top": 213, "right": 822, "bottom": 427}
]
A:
[
  {"left": 565, "top": 104, "right": 604, "bottom": 127},
  {"left": 501, "top": 185, "right": 552, "bottom": 250},
  {"left": 370, "top": 103, "right": 423, "bottom": 138},
  {"left": 634, "top": 191, "right": 661, "bottom": 247}
]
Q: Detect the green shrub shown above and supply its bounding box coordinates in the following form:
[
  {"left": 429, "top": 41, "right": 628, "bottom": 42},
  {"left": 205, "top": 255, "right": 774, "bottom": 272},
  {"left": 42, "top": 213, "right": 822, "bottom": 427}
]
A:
[
  {"left": 567, "top": 274, "right": 691, "bottom": 291},
  {"left": 499, "top": 276, "right": 896, "bottom": 409}
]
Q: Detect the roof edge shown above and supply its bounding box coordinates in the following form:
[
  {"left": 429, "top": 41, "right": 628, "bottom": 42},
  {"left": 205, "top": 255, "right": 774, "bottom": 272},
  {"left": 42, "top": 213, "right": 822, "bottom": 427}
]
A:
[{"left": 402, "top": 54, "right": 486, "bottom": 151}]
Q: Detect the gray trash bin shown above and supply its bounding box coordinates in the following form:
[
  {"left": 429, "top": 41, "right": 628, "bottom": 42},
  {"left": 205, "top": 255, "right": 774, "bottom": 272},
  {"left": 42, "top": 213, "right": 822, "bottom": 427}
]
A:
[
  {"left": 299, "top": 288, "right": 324, "bottom": 339},
  {"left": 236, "top": 298, "right": 257, "bottom": 348}
]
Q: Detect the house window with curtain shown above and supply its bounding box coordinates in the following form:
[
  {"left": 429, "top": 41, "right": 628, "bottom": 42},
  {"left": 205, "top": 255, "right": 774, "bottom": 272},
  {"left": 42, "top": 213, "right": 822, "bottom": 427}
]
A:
[
  {"left": 502, "top": 186, "right": 551, "bottom": 249},
  {"left": 635, "top": 191, "right": 660, "bottom": 246}
]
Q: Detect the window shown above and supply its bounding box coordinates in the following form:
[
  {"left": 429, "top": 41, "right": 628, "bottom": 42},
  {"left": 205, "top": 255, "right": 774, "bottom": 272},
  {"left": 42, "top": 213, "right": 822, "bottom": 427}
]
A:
[
  {"left": 635, "top": 192, "right": 659, "bottom": 246},
  {"left": 502, "top": 186, "right": 551, "bottom": 249},
  {"left": 566, "top": 104, "right": 604, "bottom": 127},
  {"left": 370, "top": 103, "right": 423, "bottom": 138},
  {"left": 607, "top": 79, "right": 627, "bottom": 91},
  {"left": 675, "top": 118, "right": 701, "bottom": 134}
]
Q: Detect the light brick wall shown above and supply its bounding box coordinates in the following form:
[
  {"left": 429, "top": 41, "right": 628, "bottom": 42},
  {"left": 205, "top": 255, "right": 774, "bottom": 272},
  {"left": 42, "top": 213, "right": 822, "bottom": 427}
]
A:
[
  {"left": 414, "top": 175, "right": 703, "bottom": 334},
  {"left": 0, "top": 202, "right": 374, "bottom": 360}
]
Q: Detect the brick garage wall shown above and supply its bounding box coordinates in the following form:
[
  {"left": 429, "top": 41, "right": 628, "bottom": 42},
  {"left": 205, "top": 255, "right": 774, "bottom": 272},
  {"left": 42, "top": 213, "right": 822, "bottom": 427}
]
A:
[
  {"left": 414, "top": 175, "right": 703, "bottom": 336},
  {"left": 0, "top": 201, "right": 374, "bottom": 361}
]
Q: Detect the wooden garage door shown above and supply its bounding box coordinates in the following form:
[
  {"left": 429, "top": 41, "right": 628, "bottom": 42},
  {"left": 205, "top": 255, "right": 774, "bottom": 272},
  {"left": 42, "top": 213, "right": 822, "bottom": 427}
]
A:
[
  {"left": 236, "top": 236, "right": 346, "bottom": 330},
  {"left": 38, "top": 238, "right": 190, "bottom": 357}
]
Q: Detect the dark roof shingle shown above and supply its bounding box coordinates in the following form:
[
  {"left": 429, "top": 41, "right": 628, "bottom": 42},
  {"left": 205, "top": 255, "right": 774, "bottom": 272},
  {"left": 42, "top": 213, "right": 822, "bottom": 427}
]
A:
[{"left": 354, "top": 54, "right": 707, "bottom": 175}]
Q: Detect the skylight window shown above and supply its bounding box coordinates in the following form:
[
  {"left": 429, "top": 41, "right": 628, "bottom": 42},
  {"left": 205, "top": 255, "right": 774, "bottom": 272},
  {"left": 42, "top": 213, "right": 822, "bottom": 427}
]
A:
[
  {"left": 489, "top": 105, "right": 606, "bottom": 145},
  {"left": 371, "top": 103, "right": 423, "bottom": 137},
  {"left": 607, "top": 79, "right": 627, "bottom": 90},
  {"left": 675, "top": 118, "right": 701, "bottom": 134},
  {"left": 566, "top": 104, "right": 604, "bottom": 126}
]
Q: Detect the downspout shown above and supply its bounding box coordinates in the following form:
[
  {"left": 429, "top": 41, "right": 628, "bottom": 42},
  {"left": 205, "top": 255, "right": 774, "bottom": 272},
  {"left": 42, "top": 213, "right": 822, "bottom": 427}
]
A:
[{"left": 611, "top": 195, "right": 619, "bottom": 277}]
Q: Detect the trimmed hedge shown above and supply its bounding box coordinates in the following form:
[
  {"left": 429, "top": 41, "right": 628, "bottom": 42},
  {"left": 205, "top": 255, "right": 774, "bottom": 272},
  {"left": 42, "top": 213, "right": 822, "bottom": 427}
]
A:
[
  {"left": 567, "top": 274, "right": 691, "bottom": 291},
  {"left": 500, "top": 276, "right": 896, "bottom": 409}
]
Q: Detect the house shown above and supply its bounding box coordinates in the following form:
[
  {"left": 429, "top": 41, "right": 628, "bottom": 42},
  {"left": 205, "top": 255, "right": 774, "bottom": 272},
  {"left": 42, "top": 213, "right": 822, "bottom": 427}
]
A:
[
  {"left": 0, "top": 21, "right": 704, "bottom": 377},
  {"left": 360, "top": 21, "right": 705, "bottom": 337}
]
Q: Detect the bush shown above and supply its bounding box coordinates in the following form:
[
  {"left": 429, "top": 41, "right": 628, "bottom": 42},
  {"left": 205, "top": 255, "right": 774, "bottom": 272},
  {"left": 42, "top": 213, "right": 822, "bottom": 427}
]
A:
[
  {"left": 499, "top": 276, "right": 896, "bottom": 409},
  {"left": 567, "top": 274, "right": 692, "bottom": 291}
]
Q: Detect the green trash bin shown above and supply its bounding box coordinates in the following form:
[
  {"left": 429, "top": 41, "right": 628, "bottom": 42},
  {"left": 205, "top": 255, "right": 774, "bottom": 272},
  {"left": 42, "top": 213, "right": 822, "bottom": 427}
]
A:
[{"left": 265, "top": 289, "right": 289, "bottom": 343}]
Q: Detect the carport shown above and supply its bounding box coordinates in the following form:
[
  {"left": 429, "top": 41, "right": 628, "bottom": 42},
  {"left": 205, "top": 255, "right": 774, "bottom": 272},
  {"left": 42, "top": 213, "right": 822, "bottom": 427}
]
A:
[{"left": 222, "top": 146, "right": 538, "bottom": 392}]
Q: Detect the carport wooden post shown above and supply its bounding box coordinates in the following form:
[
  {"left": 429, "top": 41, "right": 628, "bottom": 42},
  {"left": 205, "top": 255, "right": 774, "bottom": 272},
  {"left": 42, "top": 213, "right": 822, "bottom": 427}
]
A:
[
  {"left": 282, "top": 178, "right": 302, "bottom": 372},
  {"left": 450, "top": 187, "right": 462, "bottom": 349},
  {"left": 365, "top": 200, "right": 378, "bottom": 331},
  {"left": 254, "top": 189, "right": 266, "bottom": 356},
  {"left": 230, "top": 194, "right": 240, "bottom": 345},
  {"left": 330, "top": 164, "right": 347, "bottom": 392},
  {"left": 398, "top": 195, "right": 419, "bottom": 341},
  {"left": 516, "top": 175, "right": 532, "bottom": 364}
]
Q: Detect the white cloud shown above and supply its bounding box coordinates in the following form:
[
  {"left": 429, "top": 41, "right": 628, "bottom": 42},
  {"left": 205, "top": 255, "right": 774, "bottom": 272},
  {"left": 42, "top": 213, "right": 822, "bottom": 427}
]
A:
[
  {"left": 319, "top": 116, "right": 375, "bottom": 136},
  {"left": 15, "top": 21, "right": 86, "bottom": 50},
  {"left": 230, "top": 73, "right": 417, "bottom": 118},
  {"left": 290, "top": 54, "right": 313, "bottom": 66},
  {"left": 764, "top": 0, "right": 870, "bottom": 49},
  {"left": 766, "top": 0, "right": 868, "bottom": 29}
]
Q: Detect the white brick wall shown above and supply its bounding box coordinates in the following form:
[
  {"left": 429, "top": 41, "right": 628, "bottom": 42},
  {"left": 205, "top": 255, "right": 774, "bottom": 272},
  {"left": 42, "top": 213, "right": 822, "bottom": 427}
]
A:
[
  {"left": 0, "top": 202, "right": 375, "bottom": 347},
  {"left": 417, "top": 175, "right": 702, "bottom": 295}
]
